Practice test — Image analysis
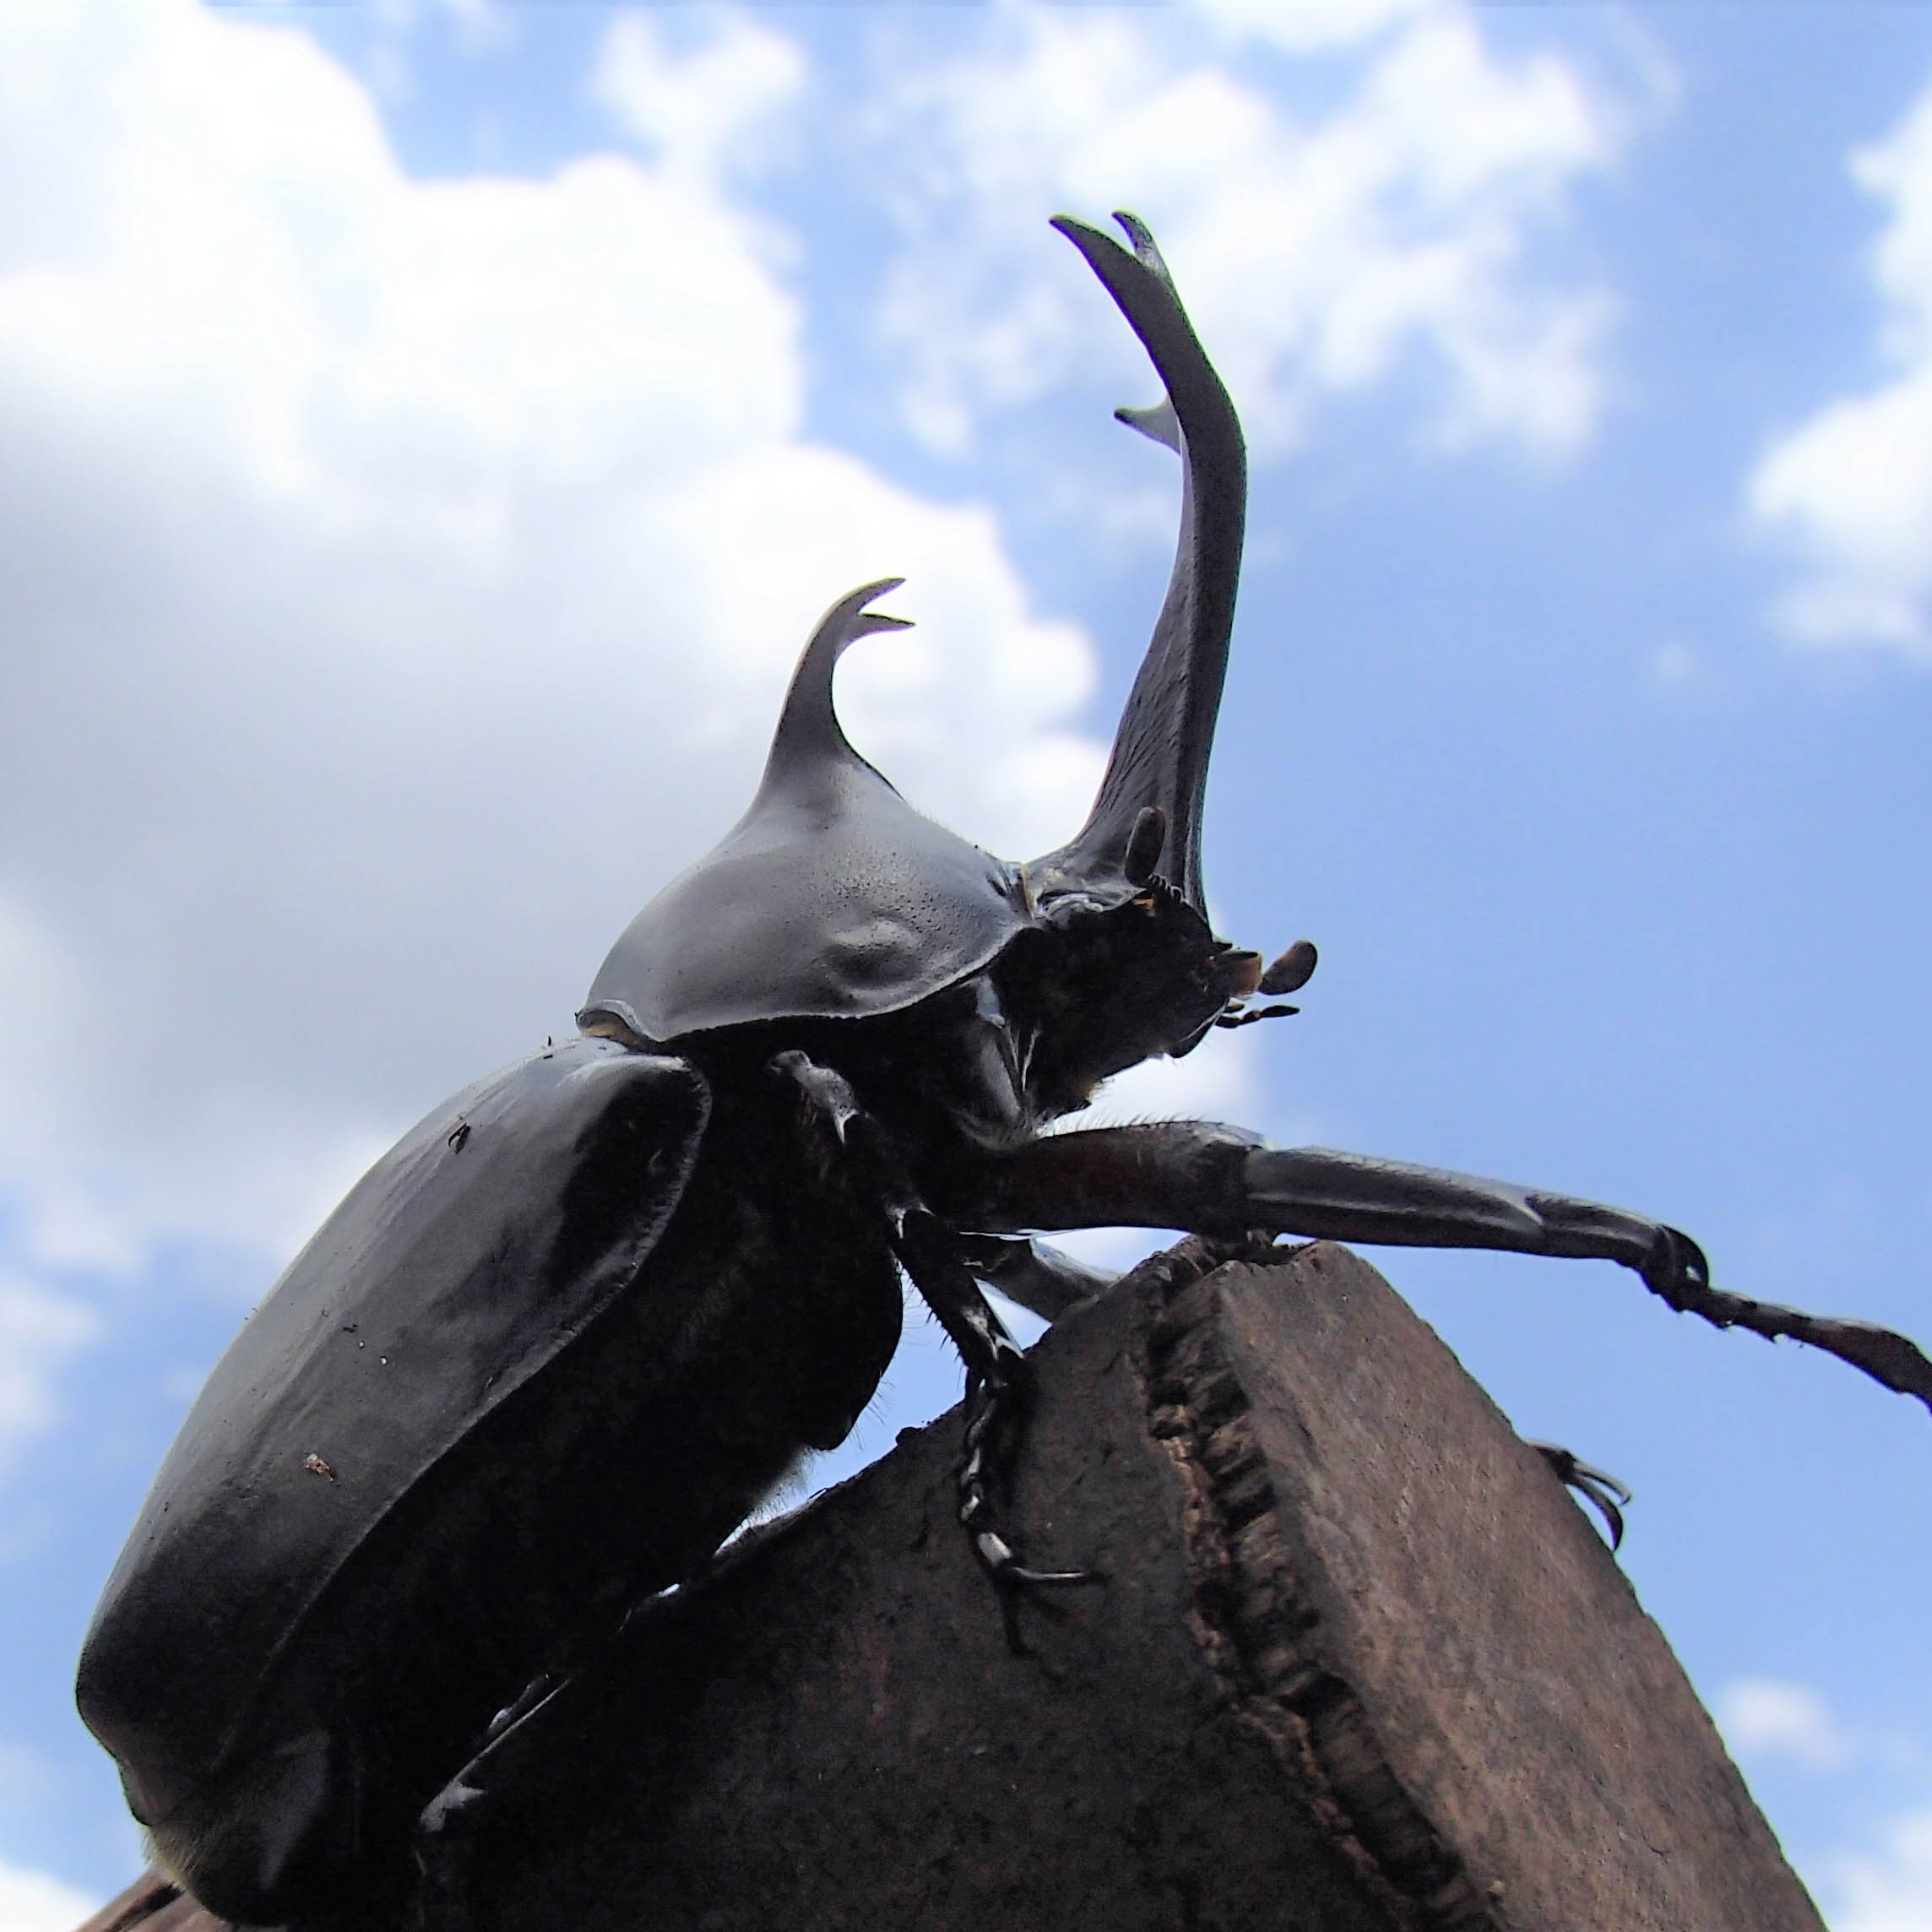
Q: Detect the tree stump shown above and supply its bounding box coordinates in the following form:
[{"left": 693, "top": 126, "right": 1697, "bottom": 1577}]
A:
[{"left": 78, "top": 1240, "right": 1824, "bottom": 1932}]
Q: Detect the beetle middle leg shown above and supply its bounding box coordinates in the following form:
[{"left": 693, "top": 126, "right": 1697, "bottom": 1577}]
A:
[
  {"left": 955, "top": 1232, "right": 1118, "bottom": 1322},
  {"left": 769, "top": 1050, "right": 1099, "bottom": 1649}
]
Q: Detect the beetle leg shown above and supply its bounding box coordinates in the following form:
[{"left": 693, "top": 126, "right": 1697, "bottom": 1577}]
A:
[
  {"left": 889, "top": 1208, "right": 1103, "bottom": 1652},
  {"left": 955, "top": 1232, "right": 1119, "bottom": 1322},
  {"left": 769, "top": 1051, "right": 1101, "bottom": 1649},
  {"left": 484, "top": 1669, "right": 564, "bottom": 1745},
  {"left": 1526, "top": 1441, "right": 1631, "bottom": 1548},
  {"left": 413, "top": 1767, "right": 493, "bottom": 1932},
  {"left": 409, "top": 1707, "right": 526, "bottom": 1921},
  {"left": 944, "top": 1123, "right": 1932, "bottom": 1414}
]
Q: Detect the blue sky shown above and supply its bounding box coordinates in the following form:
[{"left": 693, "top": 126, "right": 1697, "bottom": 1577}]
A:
[{"left": 2, "top": 3, "right": 1929, "bottom": 1926}]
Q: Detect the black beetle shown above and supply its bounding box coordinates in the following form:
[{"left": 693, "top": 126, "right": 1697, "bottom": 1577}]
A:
[{"left": 75, "top": 213, "right": 1932, "bottom": 1926}]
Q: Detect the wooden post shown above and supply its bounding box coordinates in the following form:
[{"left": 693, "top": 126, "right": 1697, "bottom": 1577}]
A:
[{"left": 79, "top": 1240, "right": 1825, "bottom": 1932}]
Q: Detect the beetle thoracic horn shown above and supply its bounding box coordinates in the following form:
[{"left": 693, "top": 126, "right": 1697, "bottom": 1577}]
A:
[
  {"left": 762, "top": 576, "right": 913, "bottom": 779},
  {"left": 1026, "top": 212, "right": 1246, "bottom": 919}
]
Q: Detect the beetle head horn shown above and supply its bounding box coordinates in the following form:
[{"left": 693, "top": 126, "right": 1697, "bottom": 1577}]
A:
[{"left": 1026, "top": 212, "right": 1246, "bottom": 921}]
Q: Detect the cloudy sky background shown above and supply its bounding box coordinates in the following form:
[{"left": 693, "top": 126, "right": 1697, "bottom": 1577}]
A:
[{"left": 2, "top": 2, "right": 1929, "bottom": 1924}]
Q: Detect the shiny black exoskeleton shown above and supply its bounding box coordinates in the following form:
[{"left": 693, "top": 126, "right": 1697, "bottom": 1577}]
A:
[{"left": 76, "top": 214, "right": 1932, "bottom": 1926}]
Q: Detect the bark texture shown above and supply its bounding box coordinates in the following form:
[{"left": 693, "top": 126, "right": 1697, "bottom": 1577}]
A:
[{"left": 77, "top": 1240, "right": 1823, "bottom": 1932}]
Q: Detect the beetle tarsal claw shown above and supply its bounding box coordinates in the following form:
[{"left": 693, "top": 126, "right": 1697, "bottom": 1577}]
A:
[
  {"left": 1528, "top": 1441, "right": 1632, "bottom": 1549},
  {"left": 1001, "top": 1563, "right": 1104, "bottom": 1590},
  {"left": 973, "top": 1522, "right": 1104, "bottom": 1659}
]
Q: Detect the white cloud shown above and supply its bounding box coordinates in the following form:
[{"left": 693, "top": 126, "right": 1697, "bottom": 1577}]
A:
[
  {"left": 864, "top": 0, "right": 1636, "bottom": 458},
  {"left": 1828, "top": 1806, "right": 1932, "bottom": 1932},
  {"left": 1084, "top": 1025, "right": 1263, "bottom": 1132},
  {"left": 649, "top": 444, "right": 1102, "bottom": 860},
  {"left": 0, "top": 1859, "right": 100, "bottom": 1932},
  {"left": 1750, "top": 75, "right": 1932, "bottom": 658},
  {"left": 0, "top": 0, "right": 1653, "bottom": 1309},
  {"left": 1199, "top": 0, "right": 1434, "bottom": 56},
  {"left": 0, "top": 1275, "right": 98, "bottom": 1477},
  {"left": 0, "top": 0, "right": 1110, "bottom": 1281},
  {"left": 1717, "top": 1677, "right": 1854, "bottom": 1771},
  {"left": 592, "top": 12, "right": 806, "bottom": 187}
]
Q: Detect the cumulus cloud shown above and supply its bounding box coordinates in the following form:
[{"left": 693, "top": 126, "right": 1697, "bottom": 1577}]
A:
[
  {"left": 1750, "top": 73, "right": 1932, "bottom": 657},
  {"left": 863, "top": 0, "right": 1635, "bottom": 457},
  {"left": 591, "top": 11, "right": 806, "bottom": 187},
  {"left": 0, "top": 0, "right": 1102, "bottom": 1278},
  {"left": 1712, "top": 1675, "right": 1932, "bottom": 1932},
  {"left": 0, "top": 1273, "right": 98, "bottom": 1476},
  {"left": 0, "top": 0, "right": 1658, "bottom": 1305},
  {"left": 1199, "top": 0, "right": 1435, "bottom": 54},
  {"left": 1829, "top": 1807, "right": 1932, "bottom": 1932},
  {"left": 1716, "top": 1677, "right": 1854, "bottom": 1771},
  {"left": 0, "top": 1858, "right": 100, "bottom": 1932}
]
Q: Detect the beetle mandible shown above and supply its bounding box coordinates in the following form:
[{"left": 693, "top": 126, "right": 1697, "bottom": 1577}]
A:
[{"left": 74, "top": 212, "right": 1932, "bottom": 1927}]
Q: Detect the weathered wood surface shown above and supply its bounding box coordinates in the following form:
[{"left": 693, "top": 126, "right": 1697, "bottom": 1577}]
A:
[
  {"left": 73, "top": 1870, "right": 208, "bottom": 1932},
  {"left": 77, "top": 1240, "right": 1822, "bottom": 1932}
]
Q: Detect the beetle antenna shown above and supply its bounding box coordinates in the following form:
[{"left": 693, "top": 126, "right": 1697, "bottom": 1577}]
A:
[{"left": 1259, "top": 940, "right": 1317, "bottom": 996}]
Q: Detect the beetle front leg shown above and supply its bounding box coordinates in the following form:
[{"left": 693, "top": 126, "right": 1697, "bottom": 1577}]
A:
[
  {"left": 947, "top": 1123, "right": 1932, "bottom": 1414},
  {"left": 414, "top": 1766, "right": 492, "bottom": 1932},
  {"left": 768, "top": 1052, "right": 1100, "bottom": 1650},
  {"left": 889, "top": 1210, "right": 1102, "bottom": 1653}
]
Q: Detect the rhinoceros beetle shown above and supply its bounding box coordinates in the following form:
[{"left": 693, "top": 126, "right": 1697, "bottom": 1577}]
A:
[{"left": 75, "top": 213, "right": 1932, "bottom": 1927}]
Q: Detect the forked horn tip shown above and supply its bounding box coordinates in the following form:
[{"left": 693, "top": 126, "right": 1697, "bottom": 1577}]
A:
[
  {"left": 822, "top": 578, "right": 914, "bottom": 647},
  {"left": 844, "top": 573, "right": 908, "bottom": 612}
]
